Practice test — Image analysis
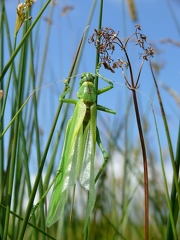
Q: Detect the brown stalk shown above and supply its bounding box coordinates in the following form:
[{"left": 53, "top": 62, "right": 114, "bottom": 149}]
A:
[
  {"left": 123, "top": 44, "right": 149, "bottom": 240},
  {"left": 89, "top": 26, "right": 155, "bottom": 240}
]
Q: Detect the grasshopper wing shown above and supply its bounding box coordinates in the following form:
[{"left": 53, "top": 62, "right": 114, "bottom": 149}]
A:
[
  {"left": 46, "top": 100, "right": 86, "bottom": 227},
  {"left": 79, "top": 103, "right": 97, "bottom": 231}
]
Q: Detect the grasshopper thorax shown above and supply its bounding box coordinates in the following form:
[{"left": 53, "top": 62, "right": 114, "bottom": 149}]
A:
[{"left": 77, "top": 73, "right": 96, "bottom": 102}]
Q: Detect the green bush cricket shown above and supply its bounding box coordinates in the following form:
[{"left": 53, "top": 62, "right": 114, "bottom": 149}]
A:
[{"left": 31, "top": 67, "right": 116, "bottom": 231}]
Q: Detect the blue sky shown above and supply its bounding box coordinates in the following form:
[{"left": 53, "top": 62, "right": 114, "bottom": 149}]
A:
[{"left": 4, "top": 0, "right": 180, "bottom": 174}]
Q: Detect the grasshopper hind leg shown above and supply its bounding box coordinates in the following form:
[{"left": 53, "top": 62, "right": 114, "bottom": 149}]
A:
[{"left": 95, "top": 126, "right": 109, "bottom": 182}]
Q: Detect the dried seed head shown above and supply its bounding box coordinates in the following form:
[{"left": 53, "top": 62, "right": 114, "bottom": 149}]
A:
[
  {"left": 15, "top": 0, "right": 36, "bottom": 35},
  {"left": 89, "top": 26, "right": 154, "bottom": 73},
  {"left": 135, "top": 24, "right": 141, "bottom": 31},
  {"left": 0, "top": 90, "right": 3, "bottom": 100}
]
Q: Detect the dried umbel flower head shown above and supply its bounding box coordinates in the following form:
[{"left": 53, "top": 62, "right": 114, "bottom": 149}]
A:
[
  {"left": 89, "top": 25, "right": 155, "bottom": 89},
  {"left": 89, "top": 26, "right": 154, "bottom": 73},
  {"left": 89, "top": 27, "right": 119, "bottom": 72}
]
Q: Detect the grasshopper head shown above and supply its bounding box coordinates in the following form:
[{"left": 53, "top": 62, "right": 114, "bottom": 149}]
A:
[{"left": 79, "top": 73, "right": 95, "bottom": 86}]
